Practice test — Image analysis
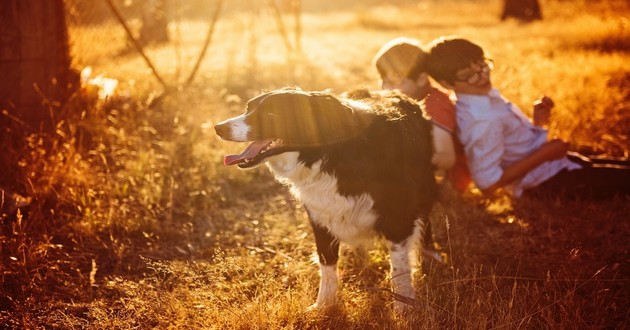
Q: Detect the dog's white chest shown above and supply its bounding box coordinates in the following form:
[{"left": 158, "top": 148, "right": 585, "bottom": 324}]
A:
[{"left": 267, "top": 153, "right": 378, "bottom": 245}]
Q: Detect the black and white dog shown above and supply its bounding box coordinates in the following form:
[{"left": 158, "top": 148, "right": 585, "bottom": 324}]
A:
[{"left": 215, "top": 88, "right": 437, "bottom": 311}]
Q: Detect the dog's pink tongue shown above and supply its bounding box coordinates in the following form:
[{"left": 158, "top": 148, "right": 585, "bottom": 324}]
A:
[{"left": 224, "top": 140, "right": 272, "bottom": 166}]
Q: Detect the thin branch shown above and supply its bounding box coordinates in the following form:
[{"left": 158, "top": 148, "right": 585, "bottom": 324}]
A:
[
  {"left": 268, "top": 0, "right": 294, "bottom": 54},
  {"left": 103, "top": 0, "right": 170, "bottom": 92},
  {"left": 183, "top": 0, "right": 224, "bottom": 87}
]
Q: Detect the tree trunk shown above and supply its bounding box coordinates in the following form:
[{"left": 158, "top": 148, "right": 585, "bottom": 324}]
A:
[
  {"left": 501, "top": 0, "right": 543, "bottom": 22},
  {"left": 0, "top": 0, "right": 76, "bottom": 131},
  {"left": 0, "top": 0, "right": 75, "bottom": 191}
]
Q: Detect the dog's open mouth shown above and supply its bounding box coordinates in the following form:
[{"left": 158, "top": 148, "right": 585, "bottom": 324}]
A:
[{"left": 224, "top": 139, "right": 284, "bottom": 168}]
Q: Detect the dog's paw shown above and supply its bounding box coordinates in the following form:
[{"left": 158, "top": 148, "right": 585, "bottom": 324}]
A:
[
  {"left": 306, "top": 299, "right": 338, "bottom": 313},
  {"left": 306, "top": 303, "right": 323, "bottom": 313},
  {"left": 393, "top": 300, "right": 414, "bottom": 315},
  {"left": 306, "top": 300, "right": 346, "bottom": 316},
  {"left": 392, "top": 292, "right": 417, "bottom": 315}
]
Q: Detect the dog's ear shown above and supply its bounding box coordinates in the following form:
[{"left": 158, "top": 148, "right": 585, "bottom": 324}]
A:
[
  {"left": 305, "top": 93, "right": 374, "bottom": 144},
  {"left": 248, "top": 90, "right": 374, "bottom": 147}
]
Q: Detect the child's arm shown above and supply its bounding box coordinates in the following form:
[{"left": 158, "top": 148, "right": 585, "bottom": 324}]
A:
[
  {"left": 431, "top": 125, "right": 456, "bottom": 170},
  {"left": 424, "top": 88, "right": 457, "bottom": 170},
  {"left": 482, "top": 139, "right": 569, "bottom": 193}
]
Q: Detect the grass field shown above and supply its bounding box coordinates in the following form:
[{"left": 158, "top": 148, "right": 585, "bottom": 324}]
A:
[{"left": 2, "top": 0, "right": 630, "bottom": 328}]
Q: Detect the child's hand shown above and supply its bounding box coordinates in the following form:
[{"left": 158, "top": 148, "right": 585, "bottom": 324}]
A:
[
  {"left": 533, "top": 96, "right": 554, "bottom": 127},
  {"left": 541, "top": 138, "right": 569, "bottom": 161}
]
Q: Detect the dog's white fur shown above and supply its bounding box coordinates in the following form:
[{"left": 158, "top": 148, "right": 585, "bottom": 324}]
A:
[
  {"left": 218, "top": 115, "right": 250, "bottom": 142},
  {"left": 269, "top": 156, "right": 378, "bottom": 245},
  {"left": 267, "top": 152, "right": 419, "bottom": 311},
  {"left": 215, "top": 90, "right": 435, "bottom": 312}
]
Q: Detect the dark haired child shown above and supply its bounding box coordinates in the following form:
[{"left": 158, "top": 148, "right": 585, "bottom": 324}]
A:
[{"left": 425, "top": 36, "right": 630, "bottom": 199}]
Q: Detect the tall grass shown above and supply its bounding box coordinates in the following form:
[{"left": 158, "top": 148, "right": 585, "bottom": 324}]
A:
[{"left": 2, "top": 0, "right": 629, "bottom": 328}]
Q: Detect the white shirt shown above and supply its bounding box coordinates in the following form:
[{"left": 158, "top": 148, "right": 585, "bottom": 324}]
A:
[{"left": 455, "top": 89, "right": 581, "bottom": 197}]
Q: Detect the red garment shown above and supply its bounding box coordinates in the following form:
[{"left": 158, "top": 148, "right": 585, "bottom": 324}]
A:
[
  {"left": 424, "top": 87, "right": 456, "bottom": 132},
  {"left": 424, "top": 86, "right": 472, "bottom": 192},
  {"left": 448, "top": 139, "right": 472, "bottom": 192}
]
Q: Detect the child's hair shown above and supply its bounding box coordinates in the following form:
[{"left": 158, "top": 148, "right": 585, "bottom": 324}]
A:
[
  {"left": 372, "top": 37, "right": 427, "bottom": 81},
  {"left": 426, "top": 37, "right": 486, "bottom": 85}
]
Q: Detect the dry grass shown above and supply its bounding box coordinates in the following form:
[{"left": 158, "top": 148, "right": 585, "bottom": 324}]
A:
[{"left": 2, "top": 0, "right": 630, "bottom": 328}]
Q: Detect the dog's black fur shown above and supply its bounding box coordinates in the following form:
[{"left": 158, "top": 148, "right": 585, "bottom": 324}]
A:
[{"left": 215, "top": 88, "right": 437, "bottom": 310}]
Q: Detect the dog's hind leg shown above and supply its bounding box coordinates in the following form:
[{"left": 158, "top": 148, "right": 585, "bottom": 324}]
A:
[
  {"left": 389, "top": 217, "right": 427, "bottom": 312},
  {"left": 390, "top": 237, "right": 416, "bottom": 312},
  {"left": 309, "top": 219, "right": 340, "bottom": 309}
]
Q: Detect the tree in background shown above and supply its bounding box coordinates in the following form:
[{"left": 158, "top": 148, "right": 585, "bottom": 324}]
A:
[
  {"left": 0, "top": 0, "right": 77, "bottom": 130},
  {"left": 0, "top": 0, "right": 76, "bottom": 204},
  {"left": 500, "top": 0, "right": 543, "bottom": 22}
]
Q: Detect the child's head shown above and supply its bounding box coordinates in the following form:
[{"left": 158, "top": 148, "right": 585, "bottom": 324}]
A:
[
  {"left": 427, "top": 37, "right": 492, "bottom": 94},
  {"left": 373, "top": 37, "right": 429, "bottom": 96}
]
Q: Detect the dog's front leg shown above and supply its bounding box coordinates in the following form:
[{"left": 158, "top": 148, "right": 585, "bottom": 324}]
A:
[
  {"left": 390, "top": 238, "right": 415, "bottom": 312},
  {"left": 309, "top": 219, "right": 340, "bottom": 309}
]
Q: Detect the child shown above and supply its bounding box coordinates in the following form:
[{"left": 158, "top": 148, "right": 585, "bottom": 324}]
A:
[
  {"left": 373, "top": 37, "right": 471, "bottom": 192},
  {"left": 425, "top": 36, "right": 630, "bottom": 199}
]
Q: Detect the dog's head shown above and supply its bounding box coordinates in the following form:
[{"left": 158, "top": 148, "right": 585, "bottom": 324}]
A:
[{"left": 215, "top": 89, "right": 374, "bottom": 168}]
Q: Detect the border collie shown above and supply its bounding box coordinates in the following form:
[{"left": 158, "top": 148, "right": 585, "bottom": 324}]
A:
[{"left": 214, "top": 88, "right": 437, "bottom": 311}]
